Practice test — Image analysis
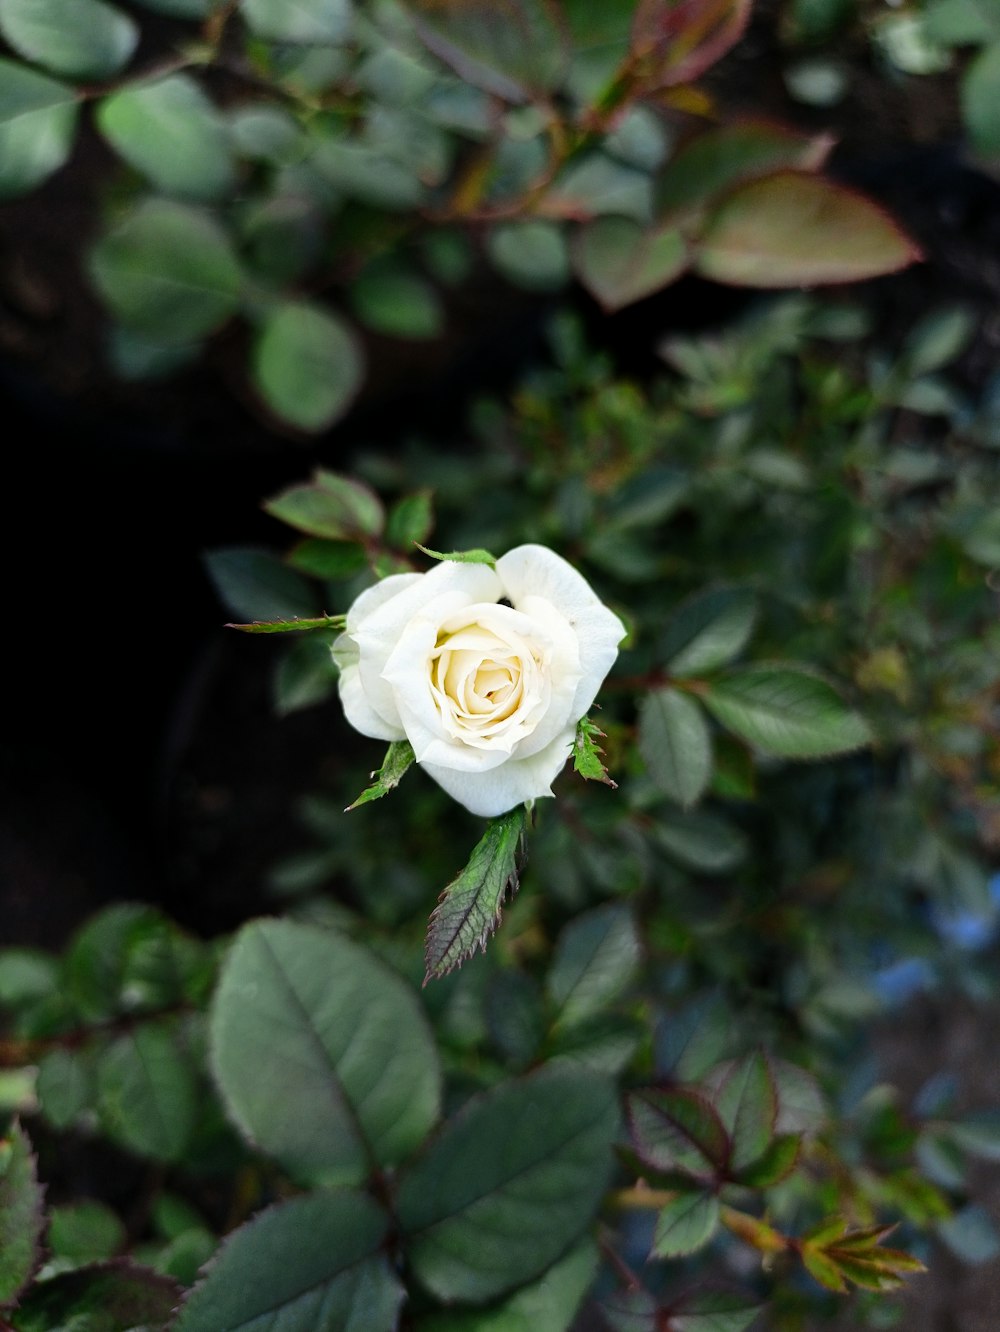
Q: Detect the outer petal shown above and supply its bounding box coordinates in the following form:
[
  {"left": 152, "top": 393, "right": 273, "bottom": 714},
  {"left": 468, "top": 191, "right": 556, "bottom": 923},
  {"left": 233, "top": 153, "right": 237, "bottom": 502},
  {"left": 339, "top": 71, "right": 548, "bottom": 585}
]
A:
[
  {"left": 496, "top": 545, "right": 626, "bottom": 719},
  {"left": 354, "top": 561, "right": 503, "bottom": 733},
  {"left": 421, "top": 728, "right": 576, "bottom": 818}
]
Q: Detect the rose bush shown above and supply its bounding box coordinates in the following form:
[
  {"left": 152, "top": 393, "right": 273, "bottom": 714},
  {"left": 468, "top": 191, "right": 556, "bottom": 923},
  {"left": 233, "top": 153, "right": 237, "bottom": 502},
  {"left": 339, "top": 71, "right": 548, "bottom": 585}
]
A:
[{"left": 333, "top": 545, "right": 626, "bottom": 816}]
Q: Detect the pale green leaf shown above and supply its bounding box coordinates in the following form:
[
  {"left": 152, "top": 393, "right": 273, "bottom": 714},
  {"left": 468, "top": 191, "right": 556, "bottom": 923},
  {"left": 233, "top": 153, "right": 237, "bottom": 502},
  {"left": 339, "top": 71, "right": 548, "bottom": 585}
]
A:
[
  {"left": 0, "top": 0, "right": 137, "bottom": 79},
  {"left": 639, "top": 689, "right": 713, "bottom": 808},
  {"left": 252, "top": 302, "right": 365, "bottom": 432}
]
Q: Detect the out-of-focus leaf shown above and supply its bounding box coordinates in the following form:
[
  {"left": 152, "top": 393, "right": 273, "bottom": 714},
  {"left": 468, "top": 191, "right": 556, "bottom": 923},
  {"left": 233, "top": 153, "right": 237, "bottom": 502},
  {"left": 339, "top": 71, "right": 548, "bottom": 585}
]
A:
[
  {"left": 631, "top": 0, "right": 752, "bottom": 88},
  {"left": 96, "top": 1020, "right": 198, "bottom": 1163},
  {"left": 548, "top": 903, "right": 641, "bottom": 1028},
  {"left": 0, "top": 0, "right": 137, "bottom": 78},
  {"left": 652, "top": 1190, "right": 720, "bottom": 1257},
  {"left": 702, "top": 664, "right": 872, "bottom": 759},
  {"left": 264, "top": 469, "right": 383, "bottom": 540},
  {"left": 660, "top": 587, "right": 759, "bottom": 677},
  {"left": 573, "top": 215, "right": 688, "bottom": 310},
  {"left": 487, "top": 221, "right": 571, "bottom": 291},
  {"left": 0, "top": 1122, "right": 43, "bottom": 1306},
  {"left": 695, "top": 172, "right": 921, "bottom": 286},
  {"left": 241, "top": 0, "right": 353, "bottom": 43},
  {"left": 204, "top": 547, "right": 319, "bottom": 622},
  {"left": 10, "top": 1262, "right": 182, "bottom": 1332},
  {"left": 0, "top": 58, "right": 77, "bottom": 198},
  {"left": 639, "top": 689, "right": 713, "bottom": 808},
  {"left": 252, "top": 302, "right": 365, "bottom": 432},
  {"left": 963, "top": 41, "right": 1000, "bottom": 158},
  {"left": 351, "top": 267, "right": 445, "bottom": 338}
]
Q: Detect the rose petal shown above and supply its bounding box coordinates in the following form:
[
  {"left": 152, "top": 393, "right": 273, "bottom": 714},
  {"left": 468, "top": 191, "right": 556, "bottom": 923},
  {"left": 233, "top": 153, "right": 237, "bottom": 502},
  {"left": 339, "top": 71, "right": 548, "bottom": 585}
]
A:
[
  {"left": 421, "top": 728, "right": 576, "bottom": 817},
  {"left": 497, "top": 545, "right": 626, "bottom": 720}
]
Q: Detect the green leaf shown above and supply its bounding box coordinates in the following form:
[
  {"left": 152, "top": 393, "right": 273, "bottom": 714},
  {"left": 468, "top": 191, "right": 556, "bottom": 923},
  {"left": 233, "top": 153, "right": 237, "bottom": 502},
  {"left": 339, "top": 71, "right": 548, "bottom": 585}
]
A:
[
  {"left": 639, "top": 689, "right": 713, "bottom": 808},
  {"left": 274, "top": 633, "right": 339, "bottom": 715},
  {"left": 424, "top": 807, "right": 526, "bottom": 982},
  {"left": 37, "top": 1047, "right": 94, "bottom": 1130},
  {"left": 97, "top": 74, "right": 236, "bottom": 201},
  {"left": 668, "top": 1288, "right": 763, "bottom": 1332},
  {"left": 88, "top": 199, "right": 243, "bottom": 344},
  {"left": 652, "top": 1190, "right": 720, "bottom": 1257},
  {"left": 348, "top": 741, "right": 416, "bottom": 809},
  {"left": 547, "top": 903, "right": 640, "bottom": 1029},
  {"left": 107, "top": 325, "right": 200, "bottom": 381},
  {"left": 901, "top": 307, "right": 975, "bottom": 375},
  {"left": 545, "top": 151, "right": 653, "bottom": 222},
  {"left": 0, "top": 1122, "right": 43, "bottom": 1306},
  {"left": 962, "top": 41, "right": 1000, "bottom": 157},
  {"left": 351, "top": 267, "right": 445, "bottom": 339},
  {"left": 10, "top": 1263, "right": 181, "bottom": 1332},
  {"left": 174, "top": 1192, "right": 403, "bottom": 1332},
  {"left": 701, "top": 665, "right": 872, "bottom": 759},
  {"left": 735, "top": 1132, "right": 800, "bottom": 1186},
  {"left": 627, "top": 1088, "right": 730, "bottom": 1176},
  {"left": 486, "top": 970, "right": 545, "bottom": 1066},
  {"left": 387, "top": 491, "right": 434, "bottom": 550},
  {"left": 252, "top": 302, "right": 365, "bottom": 433},
  {"left": 924, "top": 0, "right": 999, "bottom": 44},
  {"left": 264, "top": 469, "right": 383, "bottom": 540},
  {"left": 660, "top": 587, "right": 759, "bottom": 676},
  {"left": 228, "top": 614, "right": 346, "bottom": 634},
  {"left": 0, "top": 0, "right": 137, "bottom": 78},
  {"left": 653, "top": 809, "right": 748, "bottom": 874},
  {"left": 96, "top": 1020, "right": 198, "bottom": 1163},
  {"left": 287, "top": 538, "right": 368, "bottom": 580},
  {"left": 712, "top": 1052, "right": 778, "bottom": 1172},
  {"left": 656, "top": 121, "right": 832, "bottom": 222},
  {"left": 242, "top": 0, "right": 352, "bottom": 42},
  {"left": 0, "top": 949, "right": 58, "bottom": 1006},
  {"left": 397, "top": 1064, "right": 619, "bottom": 1302},
  {"left": 210, "top": 919, "right": 441, "bottom": 1184},
  {"left": 48, "top": 1202, "right": 126, "bottom": 1264},
  {"left": 573, "top": 716, "right": 616, "bottom": 787},
  {"left": 0, "top": 58, "right": 78, "bottom": 198},
  {"left": 416, "top": 543, "right": 497, "bottom": 568},
  {"left": 573, "top": 216, "right": 688, "bottom": 311},
  {"left": 408, "top": 0, "right": 568, "bottom": 101},
  {"left": 695, "top": 172, "right": 921, "bottom": 286},
  {"left": 227, "top": 104, "right": 303, "bottom": 162},
  {"left": 204, "top": 547, "right": 319, "bottom": 622},
  {"left": 414, "top": 1240, "right": 598, "bottom": 1332},
  {"left": 487, "top": 221, "right": 571, "bottom": 292}
]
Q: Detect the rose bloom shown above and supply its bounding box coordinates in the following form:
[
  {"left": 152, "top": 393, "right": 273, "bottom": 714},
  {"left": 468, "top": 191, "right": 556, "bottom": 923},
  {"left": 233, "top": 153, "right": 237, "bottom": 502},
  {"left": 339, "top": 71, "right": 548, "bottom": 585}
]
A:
[{"left": 333, "top": 545, "right": 626, "bottom": 817}]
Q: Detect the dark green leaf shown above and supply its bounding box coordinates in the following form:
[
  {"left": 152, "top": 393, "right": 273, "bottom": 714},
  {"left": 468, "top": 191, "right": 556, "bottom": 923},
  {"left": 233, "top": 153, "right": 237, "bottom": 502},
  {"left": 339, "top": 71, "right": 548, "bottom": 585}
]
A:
[
  {"left": 414, "top": 1239, "right": 598, "bottom": 1332},
  {"left": 652, "top": 809, "right": 748, "bottom": 874},
  {"left": 660, "top": 587, "right": 758, "bottom": 676},
  {"left": 0, "top": 949, "right": 58, "bottom": 1007},
  {"left": 652, "top": 1190, "right": 720, "bottom": 1257},
  {"left": 548, "top": 903, "right": 640, "bottom": 1029},
  {"left": 348, "top": 740, "right": 416, "bottom": 809},
  {"left": 0, "top": 57, "right": 77, "bottom": 198},
  {"left": 712, "top": 1052, "right": 778, "bottom": 1172},
  {"left": 408, "top": 0, "right": 568, "bottom": 101},
  {"left": 657, "top": 995, "right": 737, "bottom": 1081},
  {"left": 107, "top": 325, "right": 200, "bottom": 381},
  {"left": 351, "top": 267, "right": 445, "bottom": 339},
  {"left": 639, "top": 689, "right": 713, "bottom": 808},
  {"left": 286, "top": 538, "right": 368, "bottom": 580},
  {"left": 735, "top": 1132, "right": 800, "bottom": 1186},
  {"left": 97, "top": 74, "right": 236, "bottom": 201},
  {"left": 573, "top": 216, "right": 688, "bottom": 311},
  {"left": 264, "top": 470, "right": 384, "bottom": 540},
  {"left": 486, "top": 970, "right": 545, "bottom": 1066},
  {"left": 242, "top": 0, "right": 352, "bottom": 42},
  {"left": 96, "top": 1019, "right": 198, "bottom": 1163},
  {"left": 424, "top": 807, "right": 526, "bottom": 982},
  {"left": 0, "top": 0, "right": 137, "bottom": 78},
  {"left": 88, "top": 200, "right": 243, "bottom": 344},
  {"left": 487, "top": 221, "right": 571, "bottom": 291},
  {"left": 701, "top": 665, "right": 872, "bottom": 759},
  {"left": 174, "top": 1192, "right": 402, "bottom": 1332},
  {"left": 668, "top": 1287, "right": 763, "bottom": 1332},
  {"left": 48, "top": 1202, "right": 126, "bottom": 1264},
  {"left": 65, "top": 903, "right": 203, "bottom": 1021},
  {"left": 0, "top": 1122, "right": 43, "bottom": 1306},
  {"left": 397, "top": 1064, "right": 619, "bottom": 1302},
  {"left": 36, "top": 1047, "right": 94, "bottom": 1130},
  {"left": 963, "top": 41, "right": 1000, "bottom": 157},
  {"left": 210, "top": 919, "right": 441, "bottom": 1184},
  {"left": 252, "top": 302, "right": 365, "bottom": 432},
  {"left": 387, "top": 491, "right": 434, "bottom": 550},
  {"left": 10, "top": 1263, "right": 181, "bottom": 1331},
  {"left": 627, "top": 1088, "right": 730, "bottom": 1176},
  {"left": 204, "top": 547, "right": 319, "bottom": 622},
  {"left": 274, "top": 633, "right": 339, "bottom": 715}
]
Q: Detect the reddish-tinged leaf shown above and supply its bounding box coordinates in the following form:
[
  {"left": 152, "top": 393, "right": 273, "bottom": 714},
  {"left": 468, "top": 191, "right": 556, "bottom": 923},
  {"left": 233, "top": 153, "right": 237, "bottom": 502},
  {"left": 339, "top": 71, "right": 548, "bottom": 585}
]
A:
[
  {"left": 632, "top": 0, "right": 752, "bottom": 88},
  {"left": 695, "top": 172, "right": 922, "bottom": 287},
  {"left": 657, "top": 120, "right": 835, "bottom": 222},
  {"left": 627, "top": 1087, "right": 730, "bottom": 1176}
]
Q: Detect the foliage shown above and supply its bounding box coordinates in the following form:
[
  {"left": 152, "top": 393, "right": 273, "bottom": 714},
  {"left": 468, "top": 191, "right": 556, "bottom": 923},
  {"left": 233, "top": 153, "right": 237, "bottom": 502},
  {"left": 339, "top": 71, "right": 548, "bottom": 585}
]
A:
[
  {"left": 2, "top": 297, "right": 998, "bottom": 1326},
  {"left": 0, "top": 0, "right": 919, "bottom": 433}
]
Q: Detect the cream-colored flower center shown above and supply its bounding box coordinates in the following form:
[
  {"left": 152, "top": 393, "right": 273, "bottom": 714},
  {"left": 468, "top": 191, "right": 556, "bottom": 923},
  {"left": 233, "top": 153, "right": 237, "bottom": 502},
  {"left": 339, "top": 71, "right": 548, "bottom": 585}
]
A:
[{"left": 429, "top": 617, "right": 546, "bottom": 748}]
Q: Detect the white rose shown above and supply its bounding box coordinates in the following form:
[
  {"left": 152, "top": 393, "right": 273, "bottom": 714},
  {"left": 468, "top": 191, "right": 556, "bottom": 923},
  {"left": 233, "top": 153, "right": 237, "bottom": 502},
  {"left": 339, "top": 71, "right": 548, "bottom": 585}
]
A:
[{"left": 333, "top": 544, "right": 626, "bottom": 817}]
